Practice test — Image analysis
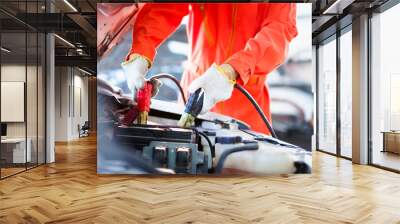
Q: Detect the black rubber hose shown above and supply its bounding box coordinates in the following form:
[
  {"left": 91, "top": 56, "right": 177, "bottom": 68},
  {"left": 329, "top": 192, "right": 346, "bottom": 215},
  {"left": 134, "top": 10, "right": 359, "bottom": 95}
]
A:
[
  {"left": 149, "top": 74, "right": 277, "bottom": 138},
  {"left": 234, "top": 83, "right": 277, "bottom": 138},
  {"left": 197, "top": 131, "right": 215, "bottom": 157},
  {"left": 150, "top": 73, "right": 187, "bottom": 104},
  {"left": 215, "top": 143, "right": 259, "bottom": 174}
]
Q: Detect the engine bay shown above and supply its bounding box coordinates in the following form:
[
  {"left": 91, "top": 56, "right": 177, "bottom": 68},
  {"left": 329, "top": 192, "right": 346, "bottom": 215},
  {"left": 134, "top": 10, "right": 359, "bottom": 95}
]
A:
[{"left": 97, "top": 91, "right": 312, "bottom": 175}]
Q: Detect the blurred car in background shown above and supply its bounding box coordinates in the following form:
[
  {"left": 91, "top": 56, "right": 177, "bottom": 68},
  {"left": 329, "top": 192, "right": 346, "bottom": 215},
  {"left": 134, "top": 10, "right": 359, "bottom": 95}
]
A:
[{"left": 268, "top": 50, "right": 313, "bottom": 150}]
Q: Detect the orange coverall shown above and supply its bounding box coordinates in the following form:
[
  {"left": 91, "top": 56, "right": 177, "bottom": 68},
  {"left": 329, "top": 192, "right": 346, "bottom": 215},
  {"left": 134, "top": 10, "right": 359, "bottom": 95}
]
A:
[{"left": 128, "top": 3, "right": 298, "bottom": 134}]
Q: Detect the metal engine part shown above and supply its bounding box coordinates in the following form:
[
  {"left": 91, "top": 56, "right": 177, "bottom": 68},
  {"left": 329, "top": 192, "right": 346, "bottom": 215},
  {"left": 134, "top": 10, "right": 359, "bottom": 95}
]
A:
[
  {"left": 114, "top": 125, "right": 195, "bottom": 147},
  {"left": 143, "top": 141, "right": 208, "bottom": 174},
  {"left": 113, "top": 125, "right": 209, "bottom": 174}
]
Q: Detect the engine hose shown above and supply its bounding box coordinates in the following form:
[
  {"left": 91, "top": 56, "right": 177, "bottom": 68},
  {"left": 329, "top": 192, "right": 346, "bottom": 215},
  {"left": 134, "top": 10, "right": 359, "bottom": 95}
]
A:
[
  {"left": 150, "top": 73, "right": 187, "bottom": 104},
  {"left": 149, "top": 74, "right": 277, "bottom": 138},
  {"left": 234, "top": 83, "right": 277, "bottom": 138}
]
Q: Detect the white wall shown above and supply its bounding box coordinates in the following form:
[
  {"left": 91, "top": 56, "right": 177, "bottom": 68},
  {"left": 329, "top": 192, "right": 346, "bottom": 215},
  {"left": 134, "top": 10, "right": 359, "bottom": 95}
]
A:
[
  {"left": 55, "top": 66, "right": 69, "bottom": 141},
  {"left": 54, "top": 67, "right": 89, "bottom": 141},
  {"left": 1, "top": 65, "right": 31, "bottom": 138},
  {"left": 71, "top": 73, "right": 89, "bottom": 138},
  {"left": 1, "top": 65, "right": 26, "bottom": 140},
  {"left": 1, "top": 63, "right": 46, "bottom": 164}
]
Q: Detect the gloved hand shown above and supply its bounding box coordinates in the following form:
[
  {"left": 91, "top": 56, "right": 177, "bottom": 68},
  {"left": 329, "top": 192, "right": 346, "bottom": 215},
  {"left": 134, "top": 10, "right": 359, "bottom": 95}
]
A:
[
  {"left": 121, "top": 54, "right": 150, "bottom": 92},
  {"left": 188, "top": 63, "right": 237, "bottom": 114}
]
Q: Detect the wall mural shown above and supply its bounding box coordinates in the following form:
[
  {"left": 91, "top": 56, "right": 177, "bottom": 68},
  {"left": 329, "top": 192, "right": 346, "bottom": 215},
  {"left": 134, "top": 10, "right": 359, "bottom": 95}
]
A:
[{"left": 97, "top": 3, "right": 313, "bottom": 175}]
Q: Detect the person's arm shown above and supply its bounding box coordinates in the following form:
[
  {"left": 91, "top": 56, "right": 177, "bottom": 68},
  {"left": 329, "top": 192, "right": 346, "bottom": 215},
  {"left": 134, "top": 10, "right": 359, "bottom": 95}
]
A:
[
  {"left": 126, "top": 3, "right": 189, "bottom": 63},
  {"left": 225, "top": 3, "right": 298, "bottom": 85}
]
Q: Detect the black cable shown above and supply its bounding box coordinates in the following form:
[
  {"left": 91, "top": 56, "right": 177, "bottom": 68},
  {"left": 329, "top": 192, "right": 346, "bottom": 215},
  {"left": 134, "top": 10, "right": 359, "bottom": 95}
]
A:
[
  {"left": 150, "top": 73, "right": 187, "bottom": 105},
  {"left": 149, "top": 74, "right": 276, "bottom": 138},
  {"left": 215, "top": 143, "right": 259, "bottom": 174},
  {"left": 234, "top": 83, "right": 277, "bottom": 138},
  {"left": 197, "top": 131, "right": 215, "bottom": 157}
]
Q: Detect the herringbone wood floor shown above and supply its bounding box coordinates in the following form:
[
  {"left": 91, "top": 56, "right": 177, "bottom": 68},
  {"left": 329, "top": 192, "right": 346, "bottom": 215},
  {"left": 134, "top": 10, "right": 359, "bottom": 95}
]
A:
[{"left": 1, "top": 135, "right": 400, "bottom": 224}]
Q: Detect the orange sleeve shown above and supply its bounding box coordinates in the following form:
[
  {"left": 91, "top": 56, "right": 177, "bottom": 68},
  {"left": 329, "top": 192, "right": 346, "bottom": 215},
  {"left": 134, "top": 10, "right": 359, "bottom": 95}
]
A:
[
  {"left": 127, "top": 3, "right": 189, "bottom": 62},
  {"left": 225, "top": 3, "right": 298, "bottom": 85}
]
